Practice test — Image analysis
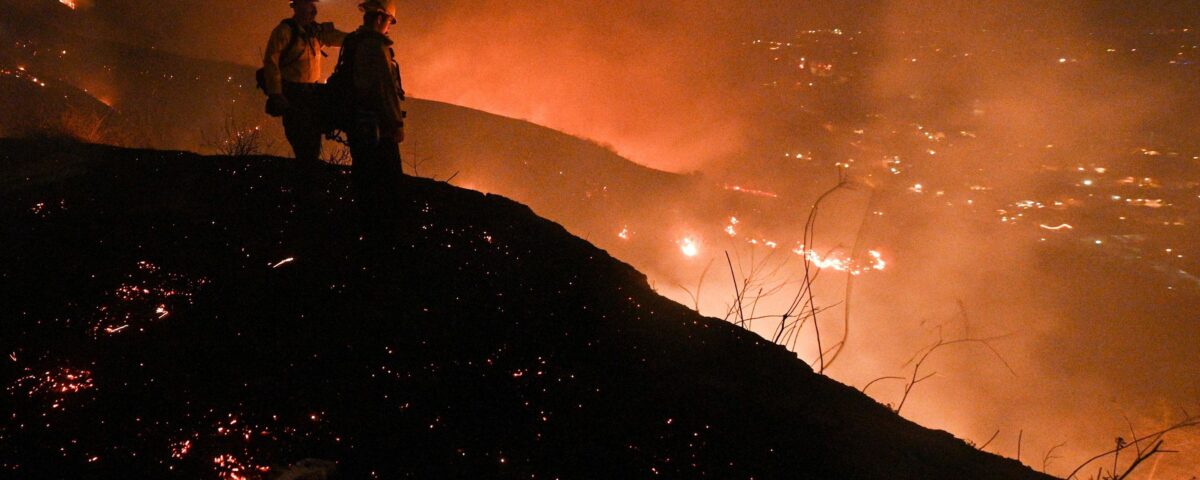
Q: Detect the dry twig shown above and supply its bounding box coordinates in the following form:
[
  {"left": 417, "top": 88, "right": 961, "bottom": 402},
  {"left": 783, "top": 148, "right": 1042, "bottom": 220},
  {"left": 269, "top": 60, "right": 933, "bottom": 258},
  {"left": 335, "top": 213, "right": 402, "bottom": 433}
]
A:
[{"left": 1065, "top": 415, "right": 1200, "bottom": 480}]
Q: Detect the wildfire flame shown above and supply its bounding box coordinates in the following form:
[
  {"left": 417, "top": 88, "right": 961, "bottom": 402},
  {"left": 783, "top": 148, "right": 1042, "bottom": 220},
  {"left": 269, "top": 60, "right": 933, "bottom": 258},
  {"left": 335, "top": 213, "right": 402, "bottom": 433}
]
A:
[
  {"left": 723, "top": 185, "right": 780, "bottom": 198},
  {"left": 679, "top": 237, "right": 700, "bottom": 257},
  {"left": 59, "top": 0, "right": 76, "bottom": 9},
  {"left": 794, "top": 247, "right": 888, "bottom": 275}
]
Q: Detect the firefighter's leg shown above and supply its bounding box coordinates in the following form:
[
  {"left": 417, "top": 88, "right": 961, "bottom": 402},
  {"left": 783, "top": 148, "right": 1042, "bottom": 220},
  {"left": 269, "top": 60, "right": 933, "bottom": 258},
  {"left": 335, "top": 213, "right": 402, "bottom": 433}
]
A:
[
  {"left": 281, "top": 84, "right": 323, "bottom": 164},
  {"left": 282, "top": 112, "right": 323, "bottom": 163},
  {"left": 375, "top": 136, "right": 404, "bottom": 220},
  {"left": 350, "top": 132, "right": 383, "bottom": 237}
]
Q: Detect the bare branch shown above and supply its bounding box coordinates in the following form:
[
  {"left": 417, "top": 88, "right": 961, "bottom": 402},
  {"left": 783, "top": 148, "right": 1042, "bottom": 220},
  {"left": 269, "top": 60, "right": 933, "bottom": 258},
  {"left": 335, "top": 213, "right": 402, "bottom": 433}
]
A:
[
  {"left": 978, "top": 430, "right": 1001, "bottom": 451},
  {"left": 895, "top": 334, "right": 1016, "bottom": 415},
  {"left": 1042, "top": 441, "right": 1067, "bottom": 472},
  {"left": 1017, "top": 429, "right": 1023, "bottom": 463},
  {"left": 726, "top": 251, "right": 747, "bottom": 327},
  {"left": 1114, "top": 440, "right": 1165, "bottom": 480},
  {"left": 860, "top": 376, "right": 905, "bottom": 396},
  {"left": 1066, "top": 416, "right": 1200, "bottom": 480}
]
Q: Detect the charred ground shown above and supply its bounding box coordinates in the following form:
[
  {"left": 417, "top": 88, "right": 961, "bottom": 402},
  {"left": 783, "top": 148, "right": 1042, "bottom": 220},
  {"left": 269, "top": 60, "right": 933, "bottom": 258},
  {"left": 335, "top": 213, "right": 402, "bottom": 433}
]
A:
[{"left": 0, "top": 138, "right": 1053, "bottom": 479}]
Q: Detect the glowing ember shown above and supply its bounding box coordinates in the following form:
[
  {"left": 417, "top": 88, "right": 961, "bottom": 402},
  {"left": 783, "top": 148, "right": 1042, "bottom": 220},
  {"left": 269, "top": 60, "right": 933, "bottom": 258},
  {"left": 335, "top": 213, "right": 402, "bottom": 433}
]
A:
[
  {"left": 679, "top": 237, "right": 700, "bottom": 257},
  {"left": 92, "top": 261, "right": 208, "bottom": 337},
  {"left": 1040, "top": 223, "right": 1075, "bottom": 231},
  {"left": 170, "top": 440, "right": 193, "bottom": 460},
  {"left": 9, "top": 367, "right": 95, "bottom": 408},
  {"left": 617, "top": 227, "right": 631, "bottom": 240},
  {"left": 271, "top": 257, "right": 295, "bottom": 269},
  {"left": 0, "top": 67, "right": 51, "bottom": 88},
  {"left": 214, "top": 415, "right": 260, "bottom": 441},
  {"left": 213, "top": 454, "right": 269, "bottom": 480}
]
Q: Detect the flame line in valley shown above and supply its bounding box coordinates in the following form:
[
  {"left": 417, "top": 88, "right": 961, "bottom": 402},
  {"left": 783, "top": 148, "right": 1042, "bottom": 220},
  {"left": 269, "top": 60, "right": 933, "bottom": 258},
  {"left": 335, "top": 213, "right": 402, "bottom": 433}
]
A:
[
  {"left": 795, "top": 248, "right": 887, "bottom": 276},
  {"left": 723, "top": 185, "right": 780, "bottom": 198}
]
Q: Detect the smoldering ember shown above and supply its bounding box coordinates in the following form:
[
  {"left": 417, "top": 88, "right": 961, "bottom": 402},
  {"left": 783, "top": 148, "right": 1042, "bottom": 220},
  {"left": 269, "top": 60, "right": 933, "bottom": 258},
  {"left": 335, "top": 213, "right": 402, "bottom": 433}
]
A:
[{"left": 2, "top": 0, "right": 1199, "bottom": 479}]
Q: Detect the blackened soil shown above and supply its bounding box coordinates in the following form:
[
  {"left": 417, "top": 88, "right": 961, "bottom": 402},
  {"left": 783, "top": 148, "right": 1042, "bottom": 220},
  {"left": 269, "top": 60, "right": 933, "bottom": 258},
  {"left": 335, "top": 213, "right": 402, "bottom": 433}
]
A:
[{"left": 0, "top": 138, "right": 1055, "bottom": 479}]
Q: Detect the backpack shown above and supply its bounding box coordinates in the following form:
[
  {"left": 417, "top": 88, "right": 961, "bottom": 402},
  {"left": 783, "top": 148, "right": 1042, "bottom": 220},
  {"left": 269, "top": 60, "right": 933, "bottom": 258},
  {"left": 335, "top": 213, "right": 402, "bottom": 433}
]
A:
[
  {"left": 318, "top": 31, "right": 362, "bottom": 135},
  {"left": 255, "top": 20, "right": 306, "bottom": 94}
]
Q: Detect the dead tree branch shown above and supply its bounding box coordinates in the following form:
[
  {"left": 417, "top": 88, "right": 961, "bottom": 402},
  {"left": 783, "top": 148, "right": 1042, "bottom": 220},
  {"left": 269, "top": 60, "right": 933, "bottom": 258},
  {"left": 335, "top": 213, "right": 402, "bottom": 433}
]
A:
[
  {"left": 894, "top": 334, "right": 1015, "bottom": 415},
  {"left": 1065, "top": 415, "right": 1200, "bottom": 480},
  {"left": 1042, "top": 442, "right": 1067, "bottom": 473}
]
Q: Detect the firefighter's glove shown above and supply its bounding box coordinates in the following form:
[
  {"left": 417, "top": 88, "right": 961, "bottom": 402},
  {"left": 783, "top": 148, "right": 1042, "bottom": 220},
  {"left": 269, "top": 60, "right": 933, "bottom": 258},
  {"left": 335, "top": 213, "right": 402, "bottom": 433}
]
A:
[{"left": 266, "top": 94, "right": 290, "bottom": 117}]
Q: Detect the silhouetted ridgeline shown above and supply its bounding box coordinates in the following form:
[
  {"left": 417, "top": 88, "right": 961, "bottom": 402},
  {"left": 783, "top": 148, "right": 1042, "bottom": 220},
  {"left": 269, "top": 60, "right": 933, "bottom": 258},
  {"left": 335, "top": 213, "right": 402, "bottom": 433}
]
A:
[{"left": 0, "top": 139, "right": 1053, "bottom": 479}]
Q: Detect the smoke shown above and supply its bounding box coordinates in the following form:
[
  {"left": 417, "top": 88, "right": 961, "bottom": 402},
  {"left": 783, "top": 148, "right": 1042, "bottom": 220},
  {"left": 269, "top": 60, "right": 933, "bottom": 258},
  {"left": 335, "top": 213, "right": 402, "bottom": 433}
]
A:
[
  {"left": 837, "top": 2, "right": 1200, "bottom": 476},
  {"left": 393, "top": 1, "right": 749, "bottom": 171},
  {"left": 80, "top": 0, "right": 880, "bottom": 172}
]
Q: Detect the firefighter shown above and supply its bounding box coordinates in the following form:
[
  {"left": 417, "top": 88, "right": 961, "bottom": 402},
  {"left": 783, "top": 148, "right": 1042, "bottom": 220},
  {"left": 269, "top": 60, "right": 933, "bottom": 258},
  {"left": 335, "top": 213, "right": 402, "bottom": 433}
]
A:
[
  {"left": 338, "top": 0, "right": 406, "bottom": 229},
  {"left": 262, "top": 0, "right": 347, "bottom": 163}
]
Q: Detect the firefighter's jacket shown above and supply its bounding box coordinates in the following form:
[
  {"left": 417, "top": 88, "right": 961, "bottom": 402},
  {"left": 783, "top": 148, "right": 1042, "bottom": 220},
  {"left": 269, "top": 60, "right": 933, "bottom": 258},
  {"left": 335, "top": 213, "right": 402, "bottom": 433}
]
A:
[
  {"left": 262, "top": 20, "right": 347, "bottom": 96},
  {"left": 349, "top": 28, "right": 406, "bottom": 132}
]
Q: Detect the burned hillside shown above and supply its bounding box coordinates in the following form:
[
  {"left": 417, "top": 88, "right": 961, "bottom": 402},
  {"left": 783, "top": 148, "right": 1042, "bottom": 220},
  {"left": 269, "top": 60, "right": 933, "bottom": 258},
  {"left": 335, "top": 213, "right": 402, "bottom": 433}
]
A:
[{"left": 0, "top": 138, "right": 1053, "bottom": 479}]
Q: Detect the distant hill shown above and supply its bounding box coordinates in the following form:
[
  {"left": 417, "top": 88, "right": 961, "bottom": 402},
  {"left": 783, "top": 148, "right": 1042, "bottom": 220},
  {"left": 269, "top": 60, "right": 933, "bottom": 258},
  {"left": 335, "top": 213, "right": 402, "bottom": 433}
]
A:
[
  {"left": 0, "top": 138, "right": 1054, "bottom": 479},
  {"left": 0, "top": 0, "right": 281, "bottom": 149},
  {"left": 0, "top": 4, "right": 765, "bottom": 284}
]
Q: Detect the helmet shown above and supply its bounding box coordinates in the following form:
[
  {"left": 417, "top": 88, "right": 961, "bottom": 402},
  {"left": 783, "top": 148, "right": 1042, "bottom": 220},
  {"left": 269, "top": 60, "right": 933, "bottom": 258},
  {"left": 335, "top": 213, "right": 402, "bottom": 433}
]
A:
[{"left": 359, "top": 0, "right": 397, "bottom": 22}]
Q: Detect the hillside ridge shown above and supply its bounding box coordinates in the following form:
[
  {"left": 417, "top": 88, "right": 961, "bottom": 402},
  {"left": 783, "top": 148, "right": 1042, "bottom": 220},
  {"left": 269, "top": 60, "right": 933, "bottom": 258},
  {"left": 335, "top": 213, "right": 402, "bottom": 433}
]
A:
[{"left": 0, "top": 138, "right": 1055, "bottom": 479}]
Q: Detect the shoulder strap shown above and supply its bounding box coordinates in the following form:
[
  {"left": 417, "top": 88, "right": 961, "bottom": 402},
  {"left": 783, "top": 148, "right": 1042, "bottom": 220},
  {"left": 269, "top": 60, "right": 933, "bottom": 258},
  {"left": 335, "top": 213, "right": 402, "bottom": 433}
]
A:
[
  {"left": 329, "top": 31, "right": 361, "bottom": 80},
  {"left": 278, "top": 19, "right": 308, "bottom": 69}
]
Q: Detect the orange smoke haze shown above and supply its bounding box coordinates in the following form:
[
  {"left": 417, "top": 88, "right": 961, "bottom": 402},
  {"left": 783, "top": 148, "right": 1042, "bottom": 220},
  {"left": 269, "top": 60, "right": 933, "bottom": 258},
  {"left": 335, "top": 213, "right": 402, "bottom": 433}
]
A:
[
  {"left": 836, "top": 2, "right": 1200, "bottom": 476},
  {"left": 398, "top": 1, "right": 760, "bottom": 171},
  {"left": 109, "top": 0, "right": 877, "bottom": 172}
]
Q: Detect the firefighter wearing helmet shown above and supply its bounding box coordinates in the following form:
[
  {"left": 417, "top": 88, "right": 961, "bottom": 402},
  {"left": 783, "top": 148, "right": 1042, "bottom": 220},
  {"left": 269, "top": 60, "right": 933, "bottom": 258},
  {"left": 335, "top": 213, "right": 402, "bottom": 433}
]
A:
[
  {"left": 330, "top": 0, "right": 406, "bottom": 233},
  {"left": 262, "top": 0, "right": 347, "bottom": 163}
]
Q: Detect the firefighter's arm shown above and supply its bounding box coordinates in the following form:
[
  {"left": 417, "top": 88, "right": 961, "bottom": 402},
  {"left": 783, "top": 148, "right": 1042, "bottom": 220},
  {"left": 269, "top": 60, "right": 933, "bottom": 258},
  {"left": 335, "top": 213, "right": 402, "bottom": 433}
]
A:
[
  {"left": 354, "top": 40, "right": 405, "bottom": 135},
  {"left": 262, "top": 24, "right": 290, "bottom": 96},
  {"left": 316, "top": 23, "right": 348, "bottom": 48}
]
